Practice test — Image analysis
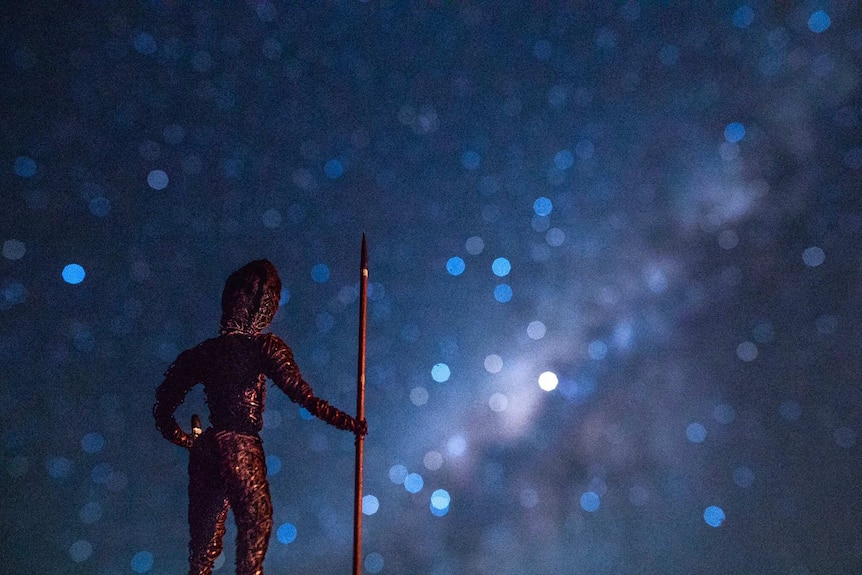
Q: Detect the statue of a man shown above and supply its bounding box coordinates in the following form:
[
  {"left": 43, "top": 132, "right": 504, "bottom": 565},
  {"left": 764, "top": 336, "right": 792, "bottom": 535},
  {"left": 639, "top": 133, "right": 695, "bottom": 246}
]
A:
[{"left": 153, "top": 259, "right": 367, "bottom": 575}]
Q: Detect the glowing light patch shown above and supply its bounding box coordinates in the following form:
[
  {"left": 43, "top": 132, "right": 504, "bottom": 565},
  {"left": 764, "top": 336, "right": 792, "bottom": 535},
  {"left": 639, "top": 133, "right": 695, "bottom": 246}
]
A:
[
  {"left": 362, "top": 494, "right": 379, "bottom": 515},
  {"left": 404, "top": 472, "right": 424, "bottom": 493},
  {"left": 266, "top": 455, "right": 281, "bottom": 476},
  {"left": 484, "top": 354, "right": 503, "bottom": 373},
  {"left": 461, "top": 150, "right": 480, "bottom": 170},
  {"left": 431, "top": 363, "right": 451, "bottom": 382},
  {"left": 802, "top": 246, "right": 825, "bottom": 267},
  {"left": 736, "top": 341, "right": 758, "bottom": 362},
  {"left": 488, "top": 393, "right": 508, "bottom": 412},
  {"left": 808, "top": 10, "right": 831, "bottom": 33},
  {"left": 704, "top": 505, "right": 725, "bottom": 527},
  {"left": 533, "top": 196, "right": 554, "bottom": 216},
  {"left": 389, "top": 464, "right": 408, "bottom": 484},
  {"left": 713, "top": 403, "right": 736, "bottom": 424},
  {"left": 538, "top": 371, "right": 558, "bottom": 391},
  {"left": 365, "top": 552, "right": 384, "bottom": 574},
  {"left": 89, "top": 197, "right": 111, "bottom": 217},
  {"left": 81, "top": 432, "right": 105, "bottom": 454},
  {"left": 494, "top": 284, "right": 513, "bottom": 303},
  {"left": 554, "top": 150, "right": 573, "bottom": 170},
  {"left": 465, "top": 236, "right": 485, "bottom": 255},
  {"left": 724, "top": 122, "right": 746, "bottom": 143},
  {"left": 147, "top": 169, "right": 169, "bottom": 190},
  {"left": 580, "top": 491, "right": 600, "bottom": 512},
  {"left": 588, "top": 340, "right": 608, "bottom": 360},
  {"left": 277, "top": 522, "right": 297, "bottom": 544},
  {"left": 446, "top": 257, "right": 466, "bottom": 276},
  {"left": 492, "top": 257, "right": 511, "bottom": 277},
  {"left": 431, "top": 489, "right": 451, "bottom": 510},
  {"left": 131, "top": 550, "right": 154, "bottom": 573},
  {"left": 686, "top": 423, "right": 707, "bottom": 443},
  {"left": 324, "top": 158, "right": 344, "bottom": 179},
  {"left": 14, "top": 156, "right": 37, "bottom": 178},
  {"left": 46, "top": 456, "right": 72, "bottom": 479},
  {"left": 447, "top": 435, "right": 467, "bottom": 457},
  {"left": 423, "top": 450, "right": 443, "bottom": 470},
  {"left": 262, "top": 208, "right": 282, "bottom": 228},
  {"left": 298, "top": 407, "right": 313, "bottom": 420},
  {"left": 733, "top": 5, "right": 754, "bottom": 28},
  {"left": 2, "top": 239, "right": 26, "bottom": 260},
  {"left": 69, "top": 540, "right": 93, "bottom": 562},
  {"left": 409, "top": 386, "right": 429, "bottom": 406},
  {"left": 311, "top": 263, "right": 330, "bottom": 283},
  {"left": 62, "top": 263, "right": 86, "bottom": 284},
  {"left": 733, "top": 466, "right": 754, "bottom": 488},
  {"left": 79, "top": 501, "right": 102, "bottom": 524}
]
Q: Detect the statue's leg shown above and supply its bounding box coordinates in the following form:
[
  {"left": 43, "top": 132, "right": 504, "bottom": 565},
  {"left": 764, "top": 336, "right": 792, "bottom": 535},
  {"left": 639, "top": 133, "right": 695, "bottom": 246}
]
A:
[
  {"left": 188, "top": 432, "right": 229, "bottom": 575},
  {"left": 217, "top": 431, "right": 273, "bottom": 575}
]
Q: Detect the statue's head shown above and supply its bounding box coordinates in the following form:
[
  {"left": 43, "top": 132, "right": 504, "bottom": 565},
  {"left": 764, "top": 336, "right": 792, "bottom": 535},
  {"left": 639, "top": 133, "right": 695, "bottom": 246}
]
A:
[{"left": 219, "top": 259, "right": 282, "bottom": 335}]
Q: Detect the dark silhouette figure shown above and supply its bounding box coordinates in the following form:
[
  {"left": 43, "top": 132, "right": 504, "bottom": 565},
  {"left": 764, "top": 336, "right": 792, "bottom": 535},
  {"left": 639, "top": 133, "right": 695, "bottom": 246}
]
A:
[{"left": 153, "top": 259, "right": 366, "bottom": 575}]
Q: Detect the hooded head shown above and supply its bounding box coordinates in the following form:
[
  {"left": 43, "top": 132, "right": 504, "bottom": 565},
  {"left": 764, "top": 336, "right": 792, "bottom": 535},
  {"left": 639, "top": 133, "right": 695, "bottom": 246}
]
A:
[{"left": 219, "top": 259, "right": 282, "bottom": 335}]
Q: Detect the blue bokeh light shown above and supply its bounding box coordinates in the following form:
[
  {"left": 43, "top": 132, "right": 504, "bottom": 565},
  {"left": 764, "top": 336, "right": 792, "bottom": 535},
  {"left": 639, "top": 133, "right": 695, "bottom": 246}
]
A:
[
  {"left": 81, "top": 432, "right": 105, "bottom": 454},
  {"left": 311, "top": 263, "right": 330, "bottom": 283},
  {"left": 704, "top": 505, "right": 726, "bottom": 527},
  {"left": 277, "top": 522, "right": 297, "bottom": 544},
  {"left": 131, "top": 551, "right": 154, "bottom": 573},
  {"left": 732, "top": 5, "right": 754, "bottom": 28},
  {"left": 686, "top": 423, "right": 707, "bottom": 443},
  {"left": 266, "top": 454, "right": 281, "bottom": 476},
  {"left": 430, "top": 489, "right": 451, "bottom": 510},
  {"left": 533, "top": 196, "right": 553, "bottom": 216},
  {"left": 494, "top": 284, "right": 513, "bottom": 303},
  {"left": 389, "top": 464, "right": 408, "bottom": 484},
  {"left": 404, "top": 472, "right": 424, "bottom": 493},
  {"left": 446, "top": 257, "right": 466, "bottom": 276},
  {"left": 14, "top": 156, "right": 37, "bottom": 178},
  {"left": 365, "top": 552, "right": 385, "bottom": 574},
  {"left": 553, "top": 150, "right": 573, "bottom": 170},
  {"left": 580, "top": 491, "right": 600, "bottom": 512},
  {"left": 362, "top": 494, "right": 379, "bottom": 515},
  {"left": 724, "top": 122, "right": 745, "bottom": 143},
  {"left": 461, "top": 150, "right": 480, "bottom": 170},
  {"left": 147, "top": 169, "right": 169, "bottom": 190},
  {"left": 298, "top": 407, "right": 313, "bottom": 420},
  {"left": 431, "top": 363, "right": 451, "bottom": 382},
  {"left": 324, "top": 158, "right": 344, "bottom": 179},
  {"left": 491, "top": 257, "right": 511, "bottom": 277},
  {"left": 62, "top": 263, "right": 86, "bottom": 284},
  {"left": 69, "top": 540, "right": 93, "bottom": 562},
  {"left": 808, "top": 10, "right": 831, "bottom": 33}
]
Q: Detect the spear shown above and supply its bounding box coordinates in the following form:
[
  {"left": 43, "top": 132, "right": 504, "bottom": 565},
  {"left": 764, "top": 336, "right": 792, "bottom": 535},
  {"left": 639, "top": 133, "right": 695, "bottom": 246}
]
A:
[{"left": 352, "top": 234, "right": 368, "bottom": 575}]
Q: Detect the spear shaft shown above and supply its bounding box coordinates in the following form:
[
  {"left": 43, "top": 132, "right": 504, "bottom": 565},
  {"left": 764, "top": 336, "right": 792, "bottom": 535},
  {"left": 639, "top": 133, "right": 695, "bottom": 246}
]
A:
[{"left": 352, "top": 234, "right": 368, "bottom": 575}]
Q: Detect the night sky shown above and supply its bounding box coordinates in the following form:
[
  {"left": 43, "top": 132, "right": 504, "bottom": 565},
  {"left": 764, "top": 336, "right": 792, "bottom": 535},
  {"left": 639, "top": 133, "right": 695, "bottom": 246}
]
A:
[{"left": 3, "top": 2, "right": 862, "bottom": 574}]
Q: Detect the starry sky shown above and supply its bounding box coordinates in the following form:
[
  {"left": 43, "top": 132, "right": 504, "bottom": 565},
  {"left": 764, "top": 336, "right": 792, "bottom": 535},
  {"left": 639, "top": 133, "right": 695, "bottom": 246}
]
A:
[{"left": 3, "top": 2, "right": 862, "bottom": 574}]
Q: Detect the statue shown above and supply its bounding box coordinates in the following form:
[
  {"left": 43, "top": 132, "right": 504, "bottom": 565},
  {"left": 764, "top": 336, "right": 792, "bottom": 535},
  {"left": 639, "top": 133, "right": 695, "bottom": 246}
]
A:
[{"left": 153, "top": 259, "right": 367, "bottom": 575}]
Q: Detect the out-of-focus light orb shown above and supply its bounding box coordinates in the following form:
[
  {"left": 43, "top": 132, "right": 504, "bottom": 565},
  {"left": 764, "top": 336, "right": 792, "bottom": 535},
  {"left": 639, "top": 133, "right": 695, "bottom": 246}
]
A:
[
  {"left": 580, "top": 491, "right": 601, "bottom": 512},
  {"left": 62, "top": 263, "right": 86, "bottom": 284},
  {"left": 465, "top": 236, "right": 485, "bottom": 255},
  {"left": 409, "top": 386, "right": 429, "bottom": 406},
  {"left": 89, "top": 196, "right": 111, "bottom": 217},
  {"left": 724, "top": 122, "right": 746, "bottom": 143},
  {"left": 324, "top": 158, "right": 344, "bottom": 179},
  {"left": 389, "top": 464, "right": 408, "bottom": 484},
  {"left": 276, "top": 522, "right": 297, "bottom": 544},
  {"left": 447, "top": 435, "right": 467, "bottom": 457},
  {"left": 311, "top": 263, "right": 330, "bottom": 283},
  {"left": 802, "top": 246, "right": 825, "bottom": 267},
  {"left": 262, "top": 208, "right": 282, "bottom": 228},
  {"left": 494, "top": 284, "right": 513, "bottom": 303},
  {"left": 147, "top": 169, "right": 169, "bottom": 190},
  {"left": 488, "top": 392, "right": 508, "bottom": 412},
  {"left": 266, "top": 455, "right": 281, "bottom": 476},
  {"left": 446, "top": 256, "right": 466, "bottom": 276},
  {"left": 70, "top": 540, "right": 93, "bottom": 562},
  {"left": 14, "top": 156, "right": 37, "bottom": 178},
  {"left": 47, "top": 456, "right": 72, "bottom": 478},
  {"left": 81, "top": 432, "right": 105, "bottom": 454},
  {"left": 3, "top": 239, "right": 26, "bottom": 260},
  {"left": 364, "top": 552, "right": 384, "bottom": 574},
  {"left": 628, "top": 485, "right": 649, "bottom": 507},
  {"left": 404, "top": 472, "right": 424, "bottom": 493},
  {"left": 131, "top": 550, "right": 154, "bottom": 573},
  {"left": 298, "top": 407, "right": 313, "bottom": 420},
  {"left": 423, "top": 450, "right": 443, "bottom": 470},
  {"left": 430, "top": 489, "right": 451, "bottom": 510},
  {"left": 779, "top": 400, "right": 802, "bottom": 421},
  {"left": 733, "top": 5, "right": 755, "bottom": 28},
  {"left": 713, "top": 403, "right": 736, "bottom": 424},
  {"left": 362, "top": 494, "right": 379, "bottom": 515},
  {"left": 461, "top": 150, "right": 480, "bottom": 170},
  {"left": 484, "top": 354, "right": 503, "bottom": 373},
  {"left": 733, "top": 466, "right": 755, "bottom": 488},
  {"left": 736, "top": 341, "right": 758, "bottom": 361},
  {"left": 704, "top": 505, "right": 726, "bottom": 527},
  {"left": 808, "top": 10, "right": 831, "bottom": 33},
  {"left": 533, "top": 196, "right": 554, "bottom": 216},
  {"left": 79, "top": 501, "right": 102, "bottom": 524},
  {"left": 686, "top": 422, "right": 707, "bottom": 443},
  {"left": 554, "top": 150, "right": 574, "bottom": 170},
  {"left": 133, "top": 32, "right": 157, "bottom": 55},
  {"left": 546, "top": 228, "right": 565, "bottom": 246},
  {"left": 538, "top": 371, "right": 559, "bottom": 391},
  {"left": 492, "top": 257, "right": 511, "bottom": 277},
  {"left": 588, "top": 340, "right": 608, "bottom": 360},
  {"left": 431, "top": 363, "right": 451, "bottom": 382}
]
